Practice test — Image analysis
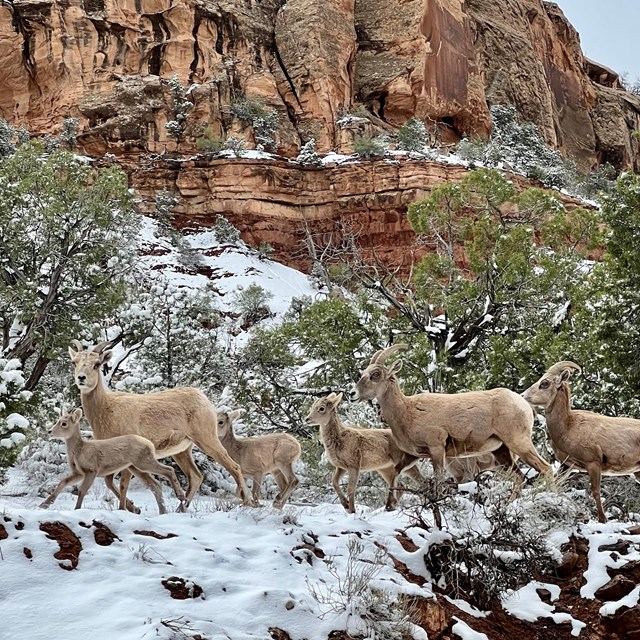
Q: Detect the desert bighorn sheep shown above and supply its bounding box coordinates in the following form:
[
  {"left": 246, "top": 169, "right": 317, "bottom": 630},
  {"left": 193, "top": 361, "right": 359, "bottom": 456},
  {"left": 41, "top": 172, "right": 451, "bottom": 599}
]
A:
[
  {"left": 216, "top": 411, "right": 301, "bottom": 507},
  {"left": 523, "top": 361, "right": 640, "bottom": 522},
  {"left": 306, "top": 392, "right": 423, "bottom": 513},
  {"left": 349, "top": 344, "right": 551, "bottom": 484},
  {"left": 68, "top": 340, "right": 251, "bottom": 506},
  {"left": 40, "top": 408, "right": 186, "bottom": 513},
  {"left": 446, "top": 452, "right": 497, "bottom": 483}
]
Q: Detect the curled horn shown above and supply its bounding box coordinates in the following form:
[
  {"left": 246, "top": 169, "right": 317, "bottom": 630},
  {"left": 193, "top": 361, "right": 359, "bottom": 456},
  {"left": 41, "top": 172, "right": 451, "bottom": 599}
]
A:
[
  {"left": 371, "top": 343, "right": 408, "bottom": 365},
  {"left": 92, "top": 340, "right": 112, "bottom": 354},
  {"left": 71, "top": 339, "right": 84, "bottom": 352},
  {"left": 546, "top": 361, "right": 581, "bottom": 377}
]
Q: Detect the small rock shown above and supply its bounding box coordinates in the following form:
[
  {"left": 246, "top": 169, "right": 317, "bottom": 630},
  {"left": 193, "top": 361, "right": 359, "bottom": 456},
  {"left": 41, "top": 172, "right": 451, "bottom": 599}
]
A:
[
  {"left": 625, "top": 525, "right": 640, "bottom": 536},
  {"left": 23, "top": 547, "right": 32, "bottom": 560},
  {"left": 285, "top": 600, "right": 295, "bottom": 610},
  {"left": 598, "top": 540, "right": 631, "bottom": 555},
  {"left": 161, "top": 576, "right": 203, "bottom": 600},
  {"left": 536, "top": 587, "right": 554, "bottom": 604},
  {"left": 0, "top": 524, "right": 8, "bottom": 541},
  {"left": 556, "top": 550, "right": 580, "bottom": 577},
  {"left": 595, "top": 575, "right": 636, "bottom": 602},
  {"left": 610, "top": 605, "right": 640, "bottom": 636}
]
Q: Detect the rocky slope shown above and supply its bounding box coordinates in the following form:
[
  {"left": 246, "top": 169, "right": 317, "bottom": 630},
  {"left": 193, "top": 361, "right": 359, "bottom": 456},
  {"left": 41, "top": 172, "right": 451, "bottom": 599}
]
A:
[{"left": 1, "top": 0, "right": 639, "bottom": 171}]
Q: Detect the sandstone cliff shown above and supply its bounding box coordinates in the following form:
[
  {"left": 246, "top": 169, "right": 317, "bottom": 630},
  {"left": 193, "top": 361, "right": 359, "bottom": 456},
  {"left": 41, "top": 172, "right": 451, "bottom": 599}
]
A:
[{"left": 1, "top": 0, "right": 639, "bottom": 171}]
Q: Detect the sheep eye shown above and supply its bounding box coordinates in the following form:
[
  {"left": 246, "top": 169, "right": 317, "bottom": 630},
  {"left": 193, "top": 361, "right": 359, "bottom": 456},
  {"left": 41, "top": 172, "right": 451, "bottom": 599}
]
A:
[
  {"left": 540, "top": 380, "right": 550, "bottom": 389},
  {"left": 318, "top": 406, "right": 325, "bottom": 413},
  {"left": 93, "top": 362, "right": 101, "bottom": 369},
  {"left": 61, "top": 422, "right": 67, "bottom": 427},
  {"left": 371, "top": 371, "right": 380, "bottom": 380}
]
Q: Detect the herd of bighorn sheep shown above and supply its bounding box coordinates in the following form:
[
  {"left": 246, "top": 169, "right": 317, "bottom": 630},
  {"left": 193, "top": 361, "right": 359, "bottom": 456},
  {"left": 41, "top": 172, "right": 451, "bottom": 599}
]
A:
[{"left": 39, "top": 341, "right": 640, "bottom": 523}]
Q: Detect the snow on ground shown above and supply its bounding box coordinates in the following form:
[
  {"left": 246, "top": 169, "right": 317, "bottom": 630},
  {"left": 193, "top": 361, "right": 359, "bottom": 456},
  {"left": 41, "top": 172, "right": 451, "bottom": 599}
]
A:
[
  {"left": 137, "top": 218, "right": 318, "bottom": 320},
  {"left": 0, "top": 473, "right": 430, "bottom": 640}
]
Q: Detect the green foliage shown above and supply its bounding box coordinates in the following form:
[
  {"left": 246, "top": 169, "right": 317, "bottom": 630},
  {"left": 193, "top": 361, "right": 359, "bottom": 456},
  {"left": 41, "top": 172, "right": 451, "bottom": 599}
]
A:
[
  {"left": 222, "top": 136, "right": 246, "bottom": 157},
  {"left": 407, "top": 170, "right": 603, "bottom": 389},
  {"left": 296, "top": 139, "right": 322, "bottom": 166},
  {"left": 60, "top": 118, "right": 80, "bottom": 148},
  {"left": 165, "top": 74, "right": 193, "bottom": 142},
  {"left": 353, "top": 134, "right": 387, "bottom": 158},
  {"left": 0, "top": 140, "right": 138, "bottom": 391},
  {"left": 397, "top": 117, "right": 428, "bottom": 153},
  {"left": 213, "top": 215, "right": 241, "bottom": 244},
  {"left": 112, "top": 280, "right": 229, "bottom": 394},
  {"left": 234, "top": 284, "right": 273, "bottom": 328},
  {"left": 230, "top": 97, "right": 279, "bottom": 151},
  {"left": 196, "top": 127, "right": 224, "bottom": 155}
]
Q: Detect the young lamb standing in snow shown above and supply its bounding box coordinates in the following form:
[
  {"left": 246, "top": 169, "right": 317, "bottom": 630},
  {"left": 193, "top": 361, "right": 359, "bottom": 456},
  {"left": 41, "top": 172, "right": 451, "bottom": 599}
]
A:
[
  {"left": 216, "top": 411, "right": 301, "bottom": 507},
  {"left": 40, "top": 408, "right": 186, "bottom": 514},
  {"left": 523, "top": 361, "right": 640, "bottom": 522},
  {"left": 306, "top": 392, "right": 423, "bottom": 513},
  {"left": 68, "top": 340, "right": 251, "bottom": 507},
  {"left": 350, "top": 345, "right": 551, "bottom": 488}
]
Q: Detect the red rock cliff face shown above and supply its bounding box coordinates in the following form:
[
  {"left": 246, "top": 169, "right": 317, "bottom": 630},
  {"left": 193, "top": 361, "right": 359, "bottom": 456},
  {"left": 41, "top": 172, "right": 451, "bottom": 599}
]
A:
[{"left": 1, "top": 0, "right": 639, "bottom": 170}]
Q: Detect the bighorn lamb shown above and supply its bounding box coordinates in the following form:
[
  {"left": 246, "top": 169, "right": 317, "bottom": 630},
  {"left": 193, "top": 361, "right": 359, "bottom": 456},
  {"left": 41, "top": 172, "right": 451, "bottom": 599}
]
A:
[
  {"left": 216, "top": 411, "right": 301, "bottom": 507},
  {"left": 68, "top": 341, "right": 250, "bottom": 506},
  {"left": 350, "top": 345, "right": 551, "bottom": 483},
  {"left": 446, "top": 452, "right": 497, "bottom": 483},
  {"left": 523, "top": 361, "right": 640, "bottom": 522},
  {"left": 40, "top": 408, "right": 186, "bottom": 513},
  {"left": 306, "top": 392, "right": 423, "bottom": 513}
]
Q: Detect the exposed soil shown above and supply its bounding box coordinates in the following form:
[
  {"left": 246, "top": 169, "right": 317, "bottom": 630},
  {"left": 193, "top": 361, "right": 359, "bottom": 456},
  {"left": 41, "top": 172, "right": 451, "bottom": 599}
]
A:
[
  {"left": 161, "top": 576, "right": 204, "bottom": 600},
  {"left": 92, "top": 520, "right": 120, "bottom": 546},
  {"left": 133, "top": 529, "right": 178, "bottom": 540},
  {"left": 39, "top": 522, "right": 82, "bottom": 570}
]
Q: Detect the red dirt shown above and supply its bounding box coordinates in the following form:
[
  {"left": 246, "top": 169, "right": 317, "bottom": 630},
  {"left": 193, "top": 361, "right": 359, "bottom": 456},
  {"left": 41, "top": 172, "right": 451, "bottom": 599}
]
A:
[
  {"left": 39, "top": 522, "right": 82, "bottom": 570},
  {"left": 133, "top": 529, "right": 178, "bottom": 540},
  {"left": 92, "top": 520, "right": 120, "bottom": 546},
  {"left": 161, "top": 576, "right": 204, "bottom": 600}
]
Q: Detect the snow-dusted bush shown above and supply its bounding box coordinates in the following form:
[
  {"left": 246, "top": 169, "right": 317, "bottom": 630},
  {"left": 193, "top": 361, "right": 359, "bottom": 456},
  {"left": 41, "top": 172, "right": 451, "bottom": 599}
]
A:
[
  {"left": 296, "top": 138, "right": 322, "bottom": 166},
  {"left": 0, "top": 118, "right": 16, "bottom": 158},
  {"left": 0, "top": 359, "right": 30, "bottom": 471},
  {"left": 230, "top": 97, "right": 279, "bottom": 151},
  {"left": 353, "top": 134, "right": 388, "bottom": 158},
  {"left": 111, "top": 280, "right": 232, "bottom": 395},
  {"left": 195, "top": 127, "right": 224, "bottom": 155},
  {"left": 213, "top": 214, "right": 241, "bottom": 244},
  {"left": 397, "top": 117, "right": 428, "bottom": 152},
  {"left": 164, "top": 74, "right": 193, "bottom": 142},
  {"left": 233, "top": 284, "right": 274, "bottom": 328},
  {"left": 17, "top": 434, "right": 67, "bottom": 496},
  {"left": 456, "top": 105, "right": 574, "bottom": 189},
  {"left": 60, "top": 117, "right": 80, "bottom": 148},
  {"left": 222, "top": 136, "right": 246, "bottom": 157}
]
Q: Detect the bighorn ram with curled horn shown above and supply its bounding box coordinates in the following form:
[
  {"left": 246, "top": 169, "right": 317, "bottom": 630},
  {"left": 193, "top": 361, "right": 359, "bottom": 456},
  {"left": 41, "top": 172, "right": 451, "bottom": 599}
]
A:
[
  {"left": 523, "top": 361, "right": 640, "bottom": 522},
  {"left": 68, "top": 340, "right": 251, "bottom": 506},
  {"left": 350, "top": 344, "right": 551, "bottom": 483}
]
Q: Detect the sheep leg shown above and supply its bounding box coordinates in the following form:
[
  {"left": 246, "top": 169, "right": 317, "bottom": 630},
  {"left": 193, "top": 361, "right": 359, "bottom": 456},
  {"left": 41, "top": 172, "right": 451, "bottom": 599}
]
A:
[
  {"left": 403, "top": 463, "right": 424, "bottom": 485},
  {"left": 251, "top": 474, "right": 263, "bottom": 505},
  {"left": 346, "top": 467, "right": 360, "bottom": 514},
  {"left": 39, "top": 472, "right": 84, "bottom": 508},
  {"left": 192, "top": 437, "right": 252, "bottom": 506},
  {"left": 332, "top": 467, "right": 349, "bottom": 510},
  {"left": 493, "top": 445, "right": 525, "bottom": 497},
  {"left": 586, "top": 463, "right": 606, "bottom": 523},
  {"left": 117, "top": 469, "right": 134, "bottom": 510},
  {"left": 634, "top": 471, "right": 640, "bottom": 484},
  {"left": 508, "top": 443, "right": 552, "bottom": 479},
  {"left": 273, "top": 466, "right": 299, "bottom": 508},
  {"left": 136, "top": 457, "right": 187, "bottom": 512},
  {"left": 74, "top": 470, "right": 98, "bottom": 509},
  {"left": 130, "top": 469, "right": 167, "bottom": 515},
  {"left": 171, "top": 447, "right": 203, "bottom": 505},
  {"left": 105, "top": 472, "right": 139, "bottom": 514},
  {"left": 378, "top": 466, "right": 399, "bottom": 511}
]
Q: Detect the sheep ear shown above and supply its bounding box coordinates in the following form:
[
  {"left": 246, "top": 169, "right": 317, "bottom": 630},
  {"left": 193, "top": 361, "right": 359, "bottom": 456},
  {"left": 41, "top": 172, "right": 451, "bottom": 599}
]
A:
[
  {"left": 71, "top": 408, "right": 83, "bottom": 422},
  {"left": 388, "top": 359, "right": 403, "bottom": 376},
  {"left": 326, "top": 392, "right": 336, "bottom": 402},
  {"left": 229, "top": 410, "right": 241, "bottom": 422},
  {"left": 68, "top": 346, "right": 79, "bottom": 361},
  {"left": 331, "top": 392, "right": 343, "bottom": 406},
  {"left": 100, "top": 350, "right": 113, "bottom": 364}
]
